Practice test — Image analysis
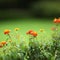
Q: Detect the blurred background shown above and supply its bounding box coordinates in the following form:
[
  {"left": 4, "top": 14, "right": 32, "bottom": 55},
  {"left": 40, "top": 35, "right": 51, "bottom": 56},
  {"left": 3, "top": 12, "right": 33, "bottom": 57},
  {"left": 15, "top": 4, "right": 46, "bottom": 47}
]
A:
[{"left": 0, "top": 0, "right": 60, "bottom": 19}]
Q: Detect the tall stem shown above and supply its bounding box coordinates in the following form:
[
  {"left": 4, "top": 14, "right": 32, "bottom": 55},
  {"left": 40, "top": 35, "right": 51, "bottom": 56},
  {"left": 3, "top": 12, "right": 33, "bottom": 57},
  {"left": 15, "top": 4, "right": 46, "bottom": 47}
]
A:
[{"left": 8, "top": 34, "right": 12, "bottom": 40}]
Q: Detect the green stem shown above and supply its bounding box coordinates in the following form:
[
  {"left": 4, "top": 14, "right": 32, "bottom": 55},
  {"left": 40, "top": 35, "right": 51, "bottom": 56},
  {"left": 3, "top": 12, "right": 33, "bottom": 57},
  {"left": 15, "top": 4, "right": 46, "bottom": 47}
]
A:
[
  {"left": 54, "top": 50, "right": 57, "bottom": 60},
  {"left": 8, "top": 34, "right": 12, "bottom": 40}
]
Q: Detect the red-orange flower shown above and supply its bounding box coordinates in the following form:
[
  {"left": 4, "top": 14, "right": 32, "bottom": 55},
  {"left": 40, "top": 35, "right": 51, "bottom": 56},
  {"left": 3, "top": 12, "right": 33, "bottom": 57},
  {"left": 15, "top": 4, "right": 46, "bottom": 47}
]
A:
[
  {"left": 54, "top": 18, "right": 57, "bottom": 23},
  {"left": 1, "top": 41, "right": 7, "bottom": 46},
  {"left": 58, "top": 18, "right": 60, "bottom": 23},
  {"left": 53, "top": 18, "right": 60, "bottom": 23},
  {"left": 26, "top": 30, "right": 37, "bottom": 37},
  {"left": 31, "top": 32, "right": 37, "bottom": 37},
  {"left": 26, "top": 30, "right": 33, "bottom": 34},
  {"left": 4, "top": 29, "right": 10, "bottom": 35}
]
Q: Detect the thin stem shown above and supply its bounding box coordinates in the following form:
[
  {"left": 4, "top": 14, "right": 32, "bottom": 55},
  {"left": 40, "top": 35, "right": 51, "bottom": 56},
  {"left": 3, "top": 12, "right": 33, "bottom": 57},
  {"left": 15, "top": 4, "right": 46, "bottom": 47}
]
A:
[{"left": 8, "top": 34, "right": 12, "bottom": 40}]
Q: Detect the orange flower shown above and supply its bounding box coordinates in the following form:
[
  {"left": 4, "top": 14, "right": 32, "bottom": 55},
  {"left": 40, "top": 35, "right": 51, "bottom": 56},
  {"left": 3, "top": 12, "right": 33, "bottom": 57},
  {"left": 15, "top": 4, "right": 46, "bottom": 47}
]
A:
[
  {"left": 4, "top": 29, "right": 10, "bottom": 35},
  {"left": 1, "top": 41, "right": 7, "bottom": 46},
  {"left": 53, "top": 18, "right": 58, "bottom": 23},
  {"left": 26, "top": 30, "right": 37, "bottom": 37},
  {"left": 26, "top": 30, "right": 33, "bottom": 34},
  {"left": 53, "top": 18, "right": 60, "bottom": 23},
  {"left": 31, "top": 32, "right": 37, "bottom": 37},
  {"left": 58, "top": 18, "right": 60, "bottom": 23}
]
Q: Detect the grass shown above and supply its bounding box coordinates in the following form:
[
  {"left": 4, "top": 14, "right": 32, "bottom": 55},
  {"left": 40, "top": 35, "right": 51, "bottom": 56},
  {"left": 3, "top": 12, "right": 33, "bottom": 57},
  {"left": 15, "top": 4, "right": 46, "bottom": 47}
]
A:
[
  {"left": 0, "top": 18, "right": 60, "bottom": 60},
  {"left": 0, "top": 18, "right": 54, "bottom": 48},
  {"left": 0, "top": 18, "right": 53, "bottom": 41}
]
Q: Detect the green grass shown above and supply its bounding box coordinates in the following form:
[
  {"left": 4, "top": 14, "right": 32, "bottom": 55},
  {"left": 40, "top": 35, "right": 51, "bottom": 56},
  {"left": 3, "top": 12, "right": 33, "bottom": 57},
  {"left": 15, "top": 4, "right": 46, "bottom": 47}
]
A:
[
  {"left": 0, "top": 18, "right": 59, "bottom": 60},
  {"left": 0, "top": 18, "right": 53, "bottom": 42}
]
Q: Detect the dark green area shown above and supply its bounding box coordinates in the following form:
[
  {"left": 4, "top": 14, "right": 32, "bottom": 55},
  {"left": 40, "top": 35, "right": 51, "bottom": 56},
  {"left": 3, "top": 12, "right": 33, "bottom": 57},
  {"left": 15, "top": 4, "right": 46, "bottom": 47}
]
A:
[{"left": 0, "top": 0, "right": 60, "bottom": 18}]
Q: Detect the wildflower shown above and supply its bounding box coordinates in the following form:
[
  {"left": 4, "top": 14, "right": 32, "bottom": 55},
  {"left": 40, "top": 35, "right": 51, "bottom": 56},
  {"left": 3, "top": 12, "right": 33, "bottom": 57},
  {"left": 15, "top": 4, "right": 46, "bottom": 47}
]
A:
[
  {"left": 31, "top": 32, "right": 37, "bottom": 37},
  {"left": 4, "top": 29, "right": 12, "bottom": 40},
  {"left": 53, "top": 18, "right": 60, "bottom": 23},
  {"left": 26, "top": 30, "right": 37, "bottom": 37},
  {"left": 58, "top": 18, "right": 60, "bottom": 23},
  {"left": 4, "top": 29, "right": 10, "bottom": 35},
  {"left": 15, "top": 28, "right": 19, "bottom": 31},
  {"left": 53, "top": 18, "right": 58, "bottom": 23},
  {"left": 40, "top": 29, "right": 44, "bottom": 32},
  {"left": 26, "top": 30, "right": 33, "bottom": 34},
  {"left": 1, "top": 41, "right": 7, "bottom": 46}
]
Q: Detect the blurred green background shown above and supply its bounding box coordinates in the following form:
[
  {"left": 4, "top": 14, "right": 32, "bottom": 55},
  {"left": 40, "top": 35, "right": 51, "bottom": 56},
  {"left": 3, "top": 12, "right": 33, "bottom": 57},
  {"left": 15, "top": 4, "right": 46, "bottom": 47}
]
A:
[{"left": 0, "top": 0, "right": 60, "bottom": 19}]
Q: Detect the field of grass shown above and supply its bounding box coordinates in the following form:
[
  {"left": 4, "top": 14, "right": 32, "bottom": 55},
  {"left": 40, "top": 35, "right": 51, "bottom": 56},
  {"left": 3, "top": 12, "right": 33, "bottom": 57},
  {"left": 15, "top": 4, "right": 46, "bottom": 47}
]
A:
[
  {"left": 0, "top": 18, "right": 53, "bottom": 40},
  {"left": 0, "top": 18, "right": 60, "bottom": 60}
]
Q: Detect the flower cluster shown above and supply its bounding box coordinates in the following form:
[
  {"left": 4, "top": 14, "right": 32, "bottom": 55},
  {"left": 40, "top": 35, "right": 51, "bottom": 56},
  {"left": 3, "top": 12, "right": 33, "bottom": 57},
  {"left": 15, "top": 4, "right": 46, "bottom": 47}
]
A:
[
  {"left": 26, "top": 30, "right": 37, "bottom": 37},
  {"left": 54, "top": 18, "right": 60, "bottom": 23}
]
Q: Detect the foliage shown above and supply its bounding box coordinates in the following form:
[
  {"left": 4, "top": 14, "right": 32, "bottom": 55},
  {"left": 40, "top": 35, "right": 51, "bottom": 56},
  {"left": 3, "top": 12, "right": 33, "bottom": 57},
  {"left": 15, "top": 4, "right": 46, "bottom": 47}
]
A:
[{"left": 0, "top": 18, "right": 60, "bottom": 60}]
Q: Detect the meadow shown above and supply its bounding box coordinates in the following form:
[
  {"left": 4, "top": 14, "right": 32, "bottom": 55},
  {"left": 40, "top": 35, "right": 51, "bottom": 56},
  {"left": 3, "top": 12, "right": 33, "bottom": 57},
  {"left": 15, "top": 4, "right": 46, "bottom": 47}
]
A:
[{"left": 0, "top": 18, "right": 60, "bottom": 60}]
